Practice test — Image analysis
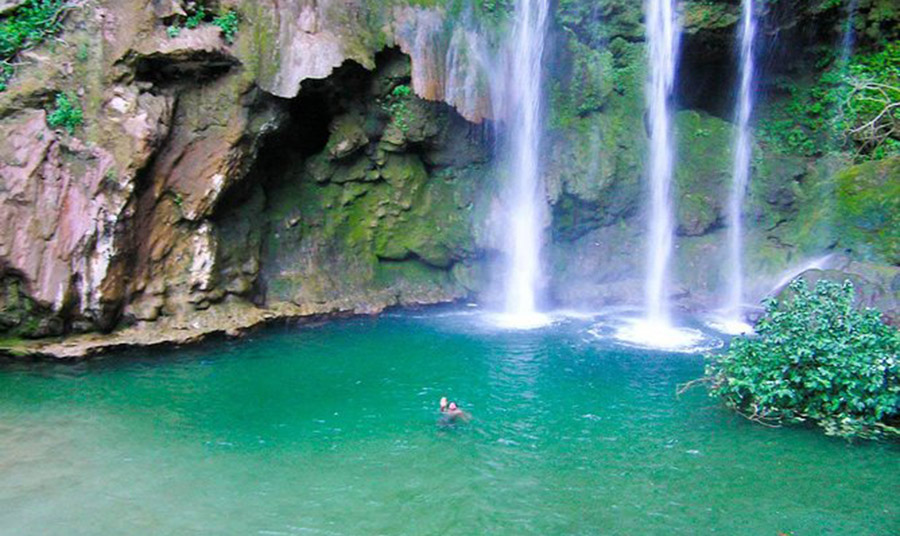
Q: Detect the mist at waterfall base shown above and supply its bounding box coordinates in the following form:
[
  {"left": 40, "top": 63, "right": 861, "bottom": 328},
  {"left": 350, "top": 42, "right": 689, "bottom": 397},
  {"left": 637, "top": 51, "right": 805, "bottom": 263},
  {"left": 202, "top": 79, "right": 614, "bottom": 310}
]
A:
[
  {"left": 489, "top": 0, "right": 552, "bottom": 330},
  {"left": 2, "top": 313, "right": 897, "bottom": 535}
]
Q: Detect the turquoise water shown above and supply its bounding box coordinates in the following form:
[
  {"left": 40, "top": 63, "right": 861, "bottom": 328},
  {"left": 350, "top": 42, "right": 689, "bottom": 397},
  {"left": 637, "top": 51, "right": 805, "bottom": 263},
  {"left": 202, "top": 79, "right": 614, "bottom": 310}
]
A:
[{"left": 1, "top": 310, "right": 897, "bottom": 535}]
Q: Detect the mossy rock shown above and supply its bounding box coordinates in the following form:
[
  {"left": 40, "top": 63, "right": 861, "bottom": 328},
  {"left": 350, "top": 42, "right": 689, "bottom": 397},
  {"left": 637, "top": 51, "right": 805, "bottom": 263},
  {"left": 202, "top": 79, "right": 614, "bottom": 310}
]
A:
[
  {"left": 673, "top": 110, "right": 733, "bottom": 236},
  {"left": 681, "top": 1, "right": 739, "bottom": 34},
  {"left": 835, "top": 156, "right": 900, "bottom": 264},
  {"left": 551, "top": 35, "right": 615, "bottom": 124},
  {"left": 325, "top": 114, "right": 369, "bottom": 160},
  {"left": 556, "top": 0, "right": 644, "bottom": 48}
]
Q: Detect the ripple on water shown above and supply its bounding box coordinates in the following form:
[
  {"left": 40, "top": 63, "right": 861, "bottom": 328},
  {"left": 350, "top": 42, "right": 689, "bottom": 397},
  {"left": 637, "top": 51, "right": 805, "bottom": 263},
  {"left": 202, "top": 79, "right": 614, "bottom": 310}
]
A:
[{"left": 0, "top": 310, "right": 896, "bottom": 535}]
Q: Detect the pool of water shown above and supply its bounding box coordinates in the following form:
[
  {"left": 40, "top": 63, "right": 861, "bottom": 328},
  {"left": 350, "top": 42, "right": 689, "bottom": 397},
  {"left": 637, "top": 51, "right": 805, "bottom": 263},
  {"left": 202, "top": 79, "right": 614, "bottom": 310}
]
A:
[{"left": 1, "top": 310, "right": 897, "bottom": 535}]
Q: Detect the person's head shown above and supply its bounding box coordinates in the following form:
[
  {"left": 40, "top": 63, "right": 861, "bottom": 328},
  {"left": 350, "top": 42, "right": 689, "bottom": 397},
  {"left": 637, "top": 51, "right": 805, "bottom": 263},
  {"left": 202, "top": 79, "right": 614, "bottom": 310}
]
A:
[
  {"left": 448, "top": 402, "right": 458, "bottom": 411},
  {"left": 440, "top": 397, "right": 448, "bottom": 410}
]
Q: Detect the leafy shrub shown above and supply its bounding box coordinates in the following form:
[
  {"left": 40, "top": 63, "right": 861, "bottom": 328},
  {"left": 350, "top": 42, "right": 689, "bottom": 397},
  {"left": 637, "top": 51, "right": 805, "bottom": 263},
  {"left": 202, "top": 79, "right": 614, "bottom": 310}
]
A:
[
  {"left": 758, "top": 42, "right": 899, "bottom": 162},
  {"left": 0, "top": 0, "right": 68, "bottom": 91},
  {"left": 212, "top": 10, "right": 239, "bottom": 44},
  {"left": 384, "top": 84, "right": 413, "bottom": 133},
  {"left": 391, "top": 84, "right": 412, "bottom": 98},
  {"left": 840, "top": 41, "right": 900, "bottom": 159},
  {"left": 166, "top": 5, "right": 239, "bottom": 44},
  {"left": 46, "top": 92, "right": 82, "bottom": 134},
  {"left": 703, "top": 279, "right": 900, "bottom": 439},
  {"left": 185, "top": 5, "right": 206, "bottom": 29}
]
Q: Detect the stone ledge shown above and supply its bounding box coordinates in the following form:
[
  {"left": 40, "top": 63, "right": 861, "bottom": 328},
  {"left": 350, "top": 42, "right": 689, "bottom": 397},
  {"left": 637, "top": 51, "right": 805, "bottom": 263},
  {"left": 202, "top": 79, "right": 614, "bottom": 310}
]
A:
[{"left": 0, "top": 296, "right": 460, "bottom": 361}]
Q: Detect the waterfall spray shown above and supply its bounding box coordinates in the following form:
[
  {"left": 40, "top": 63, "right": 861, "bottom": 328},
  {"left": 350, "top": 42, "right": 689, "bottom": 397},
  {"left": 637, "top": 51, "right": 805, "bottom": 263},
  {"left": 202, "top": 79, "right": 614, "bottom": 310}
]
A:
[
  {"left": 723, "top": 0, "right": 757, "bottom": 322},
  {"left": 612, "top": 0, "right": 707, "bottom": 350},
  {"left": 643, "top": 0, "right": 680, "bottom": 326},
  {"left": 495, "top": 0, "right": 550, "bottom": 328}
]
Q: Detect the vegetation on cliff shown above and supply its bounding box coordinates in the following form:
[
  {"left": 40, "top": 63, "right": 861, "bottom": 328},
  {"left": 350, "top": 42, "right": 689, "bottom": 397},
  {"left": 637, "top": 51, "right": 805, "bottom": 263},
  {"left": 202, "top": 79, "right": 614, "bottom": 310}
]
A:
[
  {"left": 759, "top": 41, "right": 899, "bottom": 161},
  {"left": 0, "top": 0, "right": 69, "bottom": 90},
  {"left": 45, "top": 91, "right": 82, "bottom": 133},
  {"left": 700, "top": 279, "right": 900, "bottom": 439},
  {"left": 166, "top": 3, "right": 240, "bottom": 44}
]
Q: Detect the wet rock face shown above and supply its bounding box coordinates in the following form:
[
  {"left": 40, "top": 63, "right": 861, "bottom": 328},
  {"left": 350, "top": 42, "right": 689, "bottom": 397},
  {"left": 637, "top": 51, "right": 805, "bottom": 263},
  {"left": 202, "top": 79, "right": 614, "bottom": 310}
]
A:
[
  {"left": 231, "top": 50, "right": 492, "bottom": 314},
  {"left": 0, "top": 0, "right": 897, "bottom": 349},
  {"left": 0, "top": 95, "right": 168, "bottom": 335},
  {"left": 0, "top": 0, "right": 502, "bottom": 342}
]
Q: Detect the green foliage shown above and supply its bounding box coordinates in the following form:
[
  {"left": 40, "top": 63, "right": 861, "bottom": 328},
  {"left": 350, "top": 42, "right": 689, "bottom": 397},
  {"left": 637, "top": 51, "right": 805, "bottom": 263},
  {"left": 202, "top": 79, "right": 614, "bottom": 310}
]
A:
[
  {"left": 167, "top": 4, "right": 239, "bottom": 44},
  {"left": 212, "top": 10, "right": 239, "bottom": 44},
  {"left": 480, "top": 0, "right": 511, "bottom": 13},
  {"left": 385, "top": 84, "right": 413, "bottom": 133},
  {"left": 703, "top": 279, "right": 900, "bottom": 439},
  {"left": 758, "top": 41, "right": 899, "bottom": 162},
  {"left": 841, "top": 41, "right": 900, "bottom": 159},
  {"left": 46, "top": 92, "right": 82, "bottom": 134},
  {"left": 0, "top": 0, "right": 68, "bottom": 91},
  {"left": 75, "top": 41, "right": 88, "bottom": 62},
  {"left": 391, "top": 84, "right": 412, "bottom": 98},
  {"left": 185, "top": 5, "right": 206, "bottom": 29}
]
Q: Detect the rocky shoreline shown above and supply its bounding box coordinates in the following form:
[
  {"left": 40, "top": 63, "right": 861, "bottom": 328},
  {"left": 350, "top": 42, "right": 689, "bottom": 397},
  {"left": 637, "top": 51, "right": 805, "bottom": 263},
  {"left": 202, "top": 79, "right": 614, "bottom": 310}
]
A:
[{"left": 0, "top": 298, "right": 461, "bottom": 361}]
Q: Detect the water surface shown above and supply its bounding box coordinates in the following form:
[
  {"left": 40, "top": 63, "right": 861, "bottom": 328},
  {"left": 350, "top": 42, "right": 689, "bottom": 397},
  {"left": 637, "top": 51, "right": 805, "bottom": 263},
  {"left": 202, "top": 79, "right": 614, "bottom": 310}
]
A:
[{"left": 1, "top": 311, "right": 897, "bottom": 535}]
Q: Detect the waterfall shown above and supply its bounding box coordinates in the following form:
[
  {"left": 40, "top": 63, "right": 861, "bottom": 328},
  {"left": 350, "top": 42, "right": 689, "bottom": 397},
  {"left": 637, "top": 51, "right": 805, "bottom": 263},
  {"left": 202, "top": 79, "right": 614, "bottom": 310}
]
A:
[
  {"left": 722, "top": 0, "right": 757, "bottom": 321},
  {"left": 839, "top": 0, "right": 859, "bottom": 66},
  {"left": 495, "top": 0, "right": 550, "bottom": 327},
  {"left": 613, "top": 0, "right": 709, "bottom": 350},
  {"left": 643, "top": 0, "right": 680, "bottom": 326}
]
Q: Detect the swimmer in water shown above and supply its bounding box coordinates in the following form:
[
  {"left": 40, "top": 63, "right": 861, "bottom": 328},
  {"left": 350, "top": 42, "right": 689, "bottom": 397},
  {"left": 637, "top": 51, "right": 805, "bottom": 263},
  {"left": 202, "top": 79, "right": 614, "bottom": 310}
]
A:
[{"left": 439, "top": 399, "right": 471, "bottom": 423}]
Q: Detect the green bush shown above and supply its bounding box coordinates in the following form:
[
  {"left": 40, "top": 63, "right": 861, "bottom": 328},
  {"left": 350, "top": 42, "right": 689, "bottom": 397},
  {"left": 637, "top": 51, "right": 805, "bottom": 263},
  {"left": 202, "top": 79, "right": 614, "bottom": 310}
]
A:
[
  {"left": 185, "top": 5, "right": 206, "bottom": 29},
  {"left": 758, "top": 41, "right": 899, "bottom": 161},
  {"left": 212, "top": 10, "right": 239, "bottom": 44},
  {"left": 703, "top": 279, "right": 900, "bottom": 439},
  {"left": 0, "top": 0, "right": 68, "bottom": 91},
  {"left": 46, "top": 92, "right": 82, "bottom": 134},
  {"left": 384, "top": 84, "right": 413, "bottom": 133},
  {"left": 167, "top": 5, "right": 239, "bottom": 45}
]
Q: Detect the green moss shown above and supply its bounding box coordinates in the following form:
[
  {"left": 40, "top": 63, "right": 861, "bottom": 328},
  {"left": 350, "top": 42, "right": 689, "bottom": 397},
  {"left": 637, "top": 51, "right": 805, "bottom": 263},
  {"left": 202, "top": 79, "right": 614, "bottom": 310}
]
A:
[
  {"left": 556, "top": 0, "right": 644, "bottom": 48},
  {"left": 373, "top": 259, "right": 451, "bottom": 289},
  {"left": 835, "top": 156, "right": 900, "bottom": 263},
  {"left": 551, "top": 34, "right": 615, "bottom": 127},
  {"left": 681, "top": 1, "right": 739, "bottom": 34},
  {"left": 673, "top": 110, "right": 733, "bottom": 236}
]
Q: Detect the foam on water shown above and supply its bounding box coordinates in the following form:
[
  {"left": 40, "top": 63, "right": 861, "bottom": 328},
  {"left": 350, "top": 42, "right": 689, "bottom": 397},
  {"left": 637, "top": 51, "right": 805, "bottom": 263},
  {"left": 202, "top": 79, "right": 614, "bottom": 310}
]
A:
[
  {"left": 706, "top": 315, "right": 755, "bottom": 336},
  {"left": 588, "top": 314, "right": 724, "bottom": 354},
  {"left": 487, "top": 311, "right": 555, "bottom": 330}
]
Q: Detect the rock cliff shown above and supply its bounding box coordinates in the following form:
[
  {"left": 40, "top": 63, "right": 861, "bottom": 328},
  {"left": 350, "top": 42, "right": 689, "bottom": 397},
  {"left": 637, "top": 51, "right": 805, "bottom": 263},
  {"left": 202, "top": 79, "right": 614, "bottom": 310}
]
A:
[{"left": 0, "top": 0, "right": 896, "bottom": 356}]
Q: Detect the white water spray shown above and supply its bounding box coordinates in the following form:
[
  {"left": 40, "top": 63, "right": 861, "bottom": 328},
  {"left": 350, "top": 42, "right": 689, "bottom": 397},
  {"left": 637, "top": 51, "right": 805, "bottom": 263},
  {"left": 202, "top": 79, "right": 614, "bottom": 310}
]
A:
[
  {"left": 496, "top": 0, "right": 550, "bottom": 328},
  {"left": 643, "top": 0, "right": 680, "bottom": 326},
  {"left": 723, "top": 0, "right": 757, "bottom": 321},
  {"left": 611, "top": 0, "right": 705, "bottom": 351}
]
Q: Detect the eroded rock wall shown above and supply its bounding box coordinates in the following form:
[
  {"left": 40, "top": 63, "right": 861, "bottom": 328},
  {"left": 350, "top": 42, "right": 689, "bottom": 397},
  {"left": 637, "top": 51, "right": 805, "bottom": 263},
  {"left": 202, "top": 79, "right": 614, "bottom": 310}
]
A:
[
  {"left": 0, "top": 0, "right": 896, "bottom": 346},
  {"left": 0, "top": 0, "right": 509, "bottom": 342}
]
